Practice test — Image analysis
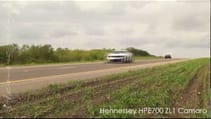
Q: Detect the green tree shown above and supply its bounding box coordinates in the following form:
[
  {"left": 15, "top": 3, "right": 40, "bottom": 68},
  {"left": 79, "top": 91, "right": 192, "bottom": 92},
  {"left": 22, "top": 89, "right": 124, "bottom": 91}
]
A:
[{"left": 126, "top": 47, "right": 151, "bottom": 56}]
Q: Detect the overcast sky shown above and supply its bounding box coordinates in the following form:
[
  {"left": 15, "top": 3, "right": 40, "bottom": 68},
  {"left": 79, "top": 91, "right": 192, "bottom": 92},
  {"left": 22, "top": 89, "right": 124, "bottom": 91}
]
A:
[{"left": 0, "top": 0, "right": 210, "bottom": 58}]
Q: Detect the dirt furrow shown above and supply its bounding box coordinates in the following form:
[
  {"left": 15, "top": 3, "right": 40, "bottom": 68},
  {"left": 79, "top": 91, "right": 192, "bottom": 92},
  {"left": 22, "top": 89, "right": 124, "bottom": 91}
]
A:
[{"left": 169, "top": 65, "right": 209, "bottom": 118}]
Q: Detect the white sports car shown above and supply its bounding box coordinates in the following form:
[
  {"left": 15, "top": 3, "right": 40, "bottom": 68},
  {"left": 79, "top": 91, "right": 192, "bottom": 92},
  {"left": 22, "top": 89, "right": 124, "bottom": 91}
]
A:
[{"left": 106, "top": 50, "right": 133, "bottom": 63}]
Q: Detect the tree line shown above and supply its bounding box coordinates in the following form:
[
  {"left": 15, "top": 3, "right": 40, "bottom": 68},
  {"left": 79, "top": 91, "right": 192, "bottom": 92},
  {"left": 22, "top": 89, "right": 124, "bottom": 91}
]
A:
[
  {"left": 126, "top": 47, "right": 152, "bottom": 56},
  {"left": 0, "top": 44, "right": 152, "bottom": 65}
]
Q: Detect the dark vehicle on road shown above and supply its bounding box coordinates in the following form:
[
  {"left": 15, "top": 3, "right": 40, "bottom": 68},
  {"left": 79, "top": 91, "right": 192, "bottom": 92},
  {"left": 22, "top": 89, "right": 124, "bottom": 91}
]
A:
[{"left": 164, "top": 54, "right": 172, "bottom": 59}]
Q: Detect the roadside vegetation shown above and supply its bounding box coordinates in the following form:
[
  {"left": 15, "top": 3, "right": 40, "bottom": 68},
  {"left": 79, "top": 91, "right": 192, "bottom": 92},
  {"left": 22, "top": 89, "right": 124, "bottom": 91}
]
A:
[
  {"left": 0, "top": 58, "right": 209, "bottom": 118},
  {"left": 0, "top": 44, "right": 156, "bottom": 66}
]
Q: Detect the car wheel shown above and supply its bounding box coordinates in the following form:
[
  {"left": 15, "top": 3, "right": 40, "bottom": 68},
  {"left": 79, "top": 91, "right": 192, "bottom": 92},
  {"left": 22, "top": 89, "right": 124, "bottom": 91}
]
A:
[
  {"left": 123, "top": 57, "right": 126, "bottom": 63},
  {"left": 131, "top": 57, "right": 134, "bottom": 63},
  {"left": 130, "top": 58, "right": 132, "bottom": 63},
  {"left": 121, "top": 58, "right": 124, "bottom": 63},
  {"left": 127, "top": 57, "right": 130, "bottom": 63}
]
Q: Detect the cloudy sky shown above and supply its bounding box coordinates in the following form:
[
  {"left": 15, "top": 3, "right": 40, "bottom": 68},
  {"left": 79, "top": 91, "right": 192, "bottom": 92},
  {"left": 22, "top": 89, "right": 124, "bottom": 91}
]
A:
[{"left": 0, "top": 0, "right": 210, "bottom": 58}]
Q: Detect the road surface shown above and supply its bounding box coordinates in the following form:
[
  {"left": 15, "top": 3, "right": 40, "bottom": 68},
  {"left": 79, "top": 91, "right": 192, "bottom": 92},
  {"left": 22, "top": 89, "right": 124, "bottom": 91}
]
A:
[{"left": 0, "top": 59, "right": 186, "bottom": 96}]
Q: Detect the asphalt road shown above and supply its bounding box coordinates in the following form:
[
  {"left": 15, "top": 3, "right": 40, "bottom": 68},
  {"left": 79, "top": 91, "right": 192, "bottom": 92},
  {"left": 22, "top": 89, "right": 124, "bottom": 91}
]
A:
[
  {"left": 0, "top": 59, "right": 178, "bottom": 83},
  {"left": 0, "top": 59, "right": 186, "bottom": 95}
]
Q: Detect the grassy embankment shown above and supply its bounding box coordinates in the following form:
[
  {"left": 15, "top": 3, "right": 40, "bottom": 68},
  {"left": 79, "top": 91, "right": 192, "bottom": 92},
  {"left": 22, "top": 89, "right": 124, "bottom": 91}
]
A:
[{"left": 0, "top": 58, "right": 209, "bottom": 118}]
